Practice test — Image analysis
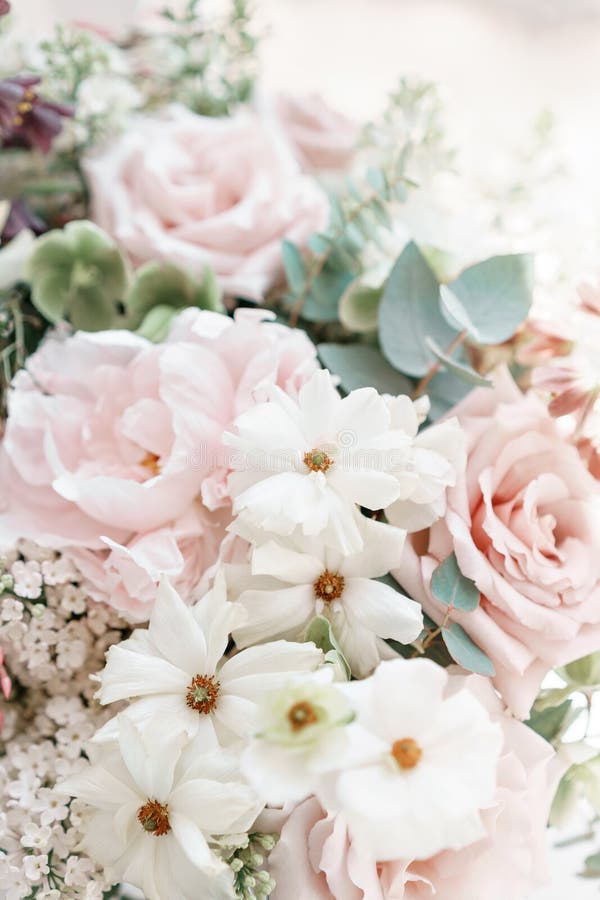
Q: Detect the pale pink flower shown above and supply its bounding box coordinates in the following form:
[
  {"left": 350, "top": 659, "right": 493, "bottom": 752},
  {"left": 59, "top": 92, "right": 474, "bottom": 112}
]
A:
[
  {"left": 394, "top": 367, "right": 600, "bottom": 718},
  {"left": 274, "top": 93, "right": 359, "bottom": 173},
  {"left": 265, "top": 673, "right": 563, "bottom": 900},
  {"left": 84, "top": 105, "right": 329, "bottom": 300}
]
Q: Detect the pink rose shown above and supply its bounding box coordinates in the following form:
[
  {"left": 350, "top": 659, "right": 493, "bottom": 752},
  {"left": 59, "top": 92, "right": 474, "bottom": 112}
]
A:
[
  {"left": 394, "top": 367, "right": 600, "bottom": 717},
  {"left": 265, "top": 672, "right": 563, "bottom": 900},
  {"left": 0, "top": 309, "right": 317, "bottom": 615},
  {"left": 84, "top": 105, "right": 329, "bottom": 300},
  {"left": 274, "top": 93, "right": 358, "bottom": 172}
]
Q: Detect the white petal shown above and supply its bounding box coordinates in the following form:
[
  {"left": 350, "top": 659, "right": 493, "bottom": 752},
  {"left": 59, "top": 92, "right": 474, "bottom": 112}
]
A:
[
  {"left": 170, "top": 777, "right": 259, "bottom": 835},
  {"left": 234, "top": 584, "right": 315, "bottom": 648},
  {"left": 118, "top": 714, "right": 184, "bottom": 801},
  {"left": 169, "top": 813, "right": 221, "bottom": 873},
  {"left": 343, "top": 578, "right": 423, "bottom": 644},
  {"left": 148, "top": 576, "right": 208, "bottom": 675},
  {"left": 341, "top": 517, "right": 406, "bottom": 578},
  {"left": 98, "top": 645, "right": 189, "bottom": 704},
  {"left": 220, "top": 640, "right": 323, "bottom": 694},
  {"left": 251, "top": 540, "right": 322, "bottom": 585}
]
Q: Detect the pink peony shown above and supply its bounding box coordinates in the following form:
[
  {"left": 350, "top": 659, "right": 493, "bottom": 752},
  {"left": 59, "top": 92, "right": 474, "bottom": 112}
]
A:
[
  {"left": 274, "top": 93, "right": 359, "bottom": 173},
  {"left": 265, "top": 672, "right": 563, "bottom": 900},
  {"left": 0, "top": 309, "right": 317, "bottom": 616},
  {"left": 394, "top": 368, "right": 600, "bottom": 718},
  {"left": 84, "top": 105, "right": 329, "bottom": 300}
]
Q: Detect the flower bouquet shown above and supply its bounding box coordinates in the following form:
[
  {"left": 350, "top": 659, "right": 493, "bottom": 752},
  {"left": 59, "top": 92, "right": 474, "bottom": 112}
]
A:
[{"left": 1, "top": 2, "right": 600, "bottom": 899}]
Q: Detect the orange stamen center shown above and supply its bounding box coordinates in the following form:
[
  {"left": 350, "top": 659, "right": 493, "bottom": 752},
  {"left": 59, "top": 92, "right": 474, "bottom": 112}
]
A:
[
  {"left": 137, "top": 799, "right": 170, "bottom": 836},
  {"left": 314, "top": 570, "right": 345, "bottom": 602},
  {"left": 141, "top": 451, "right": 161, "bottom": 476},
  {"left": 303, "top": 448, "right": 333, "bottom": 473},
  {"left": 186, "top": 674, "right": 220, "bottom": 714},
  {"left": 391, "top": 738, "right": 422, "bottom": 770},
  {"left": 288, "top": 700, "right": 318, "bottom": 732}
]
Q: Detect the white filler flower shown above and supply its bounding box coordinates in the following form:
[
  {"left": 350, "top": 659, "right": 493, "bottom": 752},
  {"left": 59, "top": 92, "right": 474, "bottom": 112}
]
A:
[
  {"left": 93, "top": 575, "right": 323, "bottom": 748},
  {"left": 334, "top": 658, "right": 503, "bottom": 861},
  {"left": 61, "top": 716, "right": 260, "bottom": 900},
  {"left": 225, "top": 369, "right": 416, "bottom": 554},
  {"left": 234, "top": 516, "right": 422, "bottom": 676}
]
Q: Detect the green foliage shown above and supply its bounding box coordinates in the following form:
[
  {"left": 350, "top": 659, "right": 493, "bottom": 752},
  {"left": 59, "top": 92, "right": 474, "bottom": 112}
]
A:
[
  {"left": 305, "top": 615, "right": 351, "bottom": 680},
  {"left": 430, "top": 553, "right": 480, "bottom": 612},
  {"left": 318, "top": 343, "right": 413, "bottom": 396},
  {"left": 525, "top": 698, "right": 576, "bottom": 743},
  {"left": 559, "top": 652, "right": 600, "bottom": 689},
  {"left": 128, "top": 261, "right": 222, "bottom": 338},
  {"left": 426, "top": 368, "right": 472, "bottom": 419},
  {"left": 425, "top": 336, "right": 492, "bottom": 387},
  {"left": 0, "top": 284, "right": 48, "bottom": 417},
  {"left": 441, "top": 622, "right": 495, "bottom": 676},
  {"left": 440, "top": 254, "right": 533, "bottom": 345},
  {"left": 27, "top": 221, "right": 128, "bottom": 331},
  {"left": 378, "top": 241, "right": 458, "bottom": 377},
  {"left": 338, "top": 282, "right": 381, "bottom": 333}
]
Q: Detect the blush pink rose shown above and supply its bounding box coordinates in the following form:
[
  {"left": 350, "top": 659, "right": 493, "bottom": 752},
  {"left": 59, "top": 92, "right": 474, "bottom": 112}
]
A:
[
  {"left": 394, "top": 367, "right": 600, "bottom": 718},
  {"left": 265, "top": 672, "right": 563, "bottom": 900},
  {"left": 84, "top": 105, "right": 329, "bottom": 300},
  {"left": 273, "top": 93, "right": 359, "bottom": 172},
  {"left": 0, "top": 309, "right": 317, "bottom": 615}
]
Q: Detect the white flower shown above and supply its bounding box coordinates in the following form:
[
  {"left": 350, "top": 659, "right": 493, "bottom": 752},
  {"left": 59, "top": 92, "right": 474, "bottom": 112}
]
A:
[
  {"left": 241, "top": 671, "right": 366, "bottom": 804},
  {"left": 0, "top": 230, "right": 35, "bottom": 291},
  {"left": 20, "top": 822, "right": 52, "bottom": 851},
  {"left": 23, "top": 853, "right": 49, "bottom": 883},
  {"left": 10, "top": 560, "right": 43, "bottom": 600},
  {"left": 61, "top": 716, "right": 259, "bottom": 900},
  {"left": 384, "top": 395, "right": 466, "bottom": 532},
  {"left": 332, "top": 659, "right": 503, "bottom": 861},
  {"left": 225, "top": 369, "right": 417, "bottom": 554},
  {"left": 93, "top": 575, "right": 324, "bottom": 748},
  {"left": 233, "top": 516, "right": 422, "bottom": 676}
]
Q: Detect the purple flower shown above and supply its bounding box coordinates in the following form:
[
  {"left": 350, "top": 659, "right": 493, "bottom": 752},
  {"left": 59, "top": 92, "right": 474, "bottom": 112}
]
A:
[
  {"left": 0, "top": 1, "right": 10, "bottom": 17},
  {"left": 0, "top": 76, "right": 73, "bottom": 154},
  {"left": 1, "top": 200, "right": 46, "bottom": 244}
]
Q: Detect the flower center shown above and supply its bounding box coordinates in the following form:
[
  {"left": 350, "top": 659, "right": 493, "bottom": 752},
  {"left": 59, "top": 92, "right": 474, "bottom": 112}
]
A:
[
  {"left": 391, "top": 738, "right": 422, "bottom": 770},
  {"left": 141, "top": 451, "right": 161, "bottom": 477},
  {"left": 287, "top": 700, "right": 319, "bottom": 732},
  {"left": 137, "top": 799, "right": 170, "bottom": 836},
  {"left": 314, "top": 570, "right": 345, "bottom": 602},
  {"left": 186, "top": 674, "right": 220, "bottom": 714},
  {"left": 303, "top": 448, "right": 333, "bottom": 473}
]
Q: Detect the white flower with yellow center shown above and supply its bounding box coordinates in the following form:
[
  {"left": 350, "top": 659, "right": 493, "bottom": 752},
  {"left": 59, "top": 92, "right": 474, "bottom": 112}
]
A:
[
  {"left": 240, "top": 671, "right": 371, "bottom": 804},
  {"left": 233, "top": 516, "right": 422, "bottom": 677},
  {"left": 224, "top": 369, "right": 418, "bottom": 554},
  {"left": 93, "top": 575, "right": 324, "bottom": 748},
  {"left": 61, "top": 716, "right": 259, "bottom": 900},
  {"left": 333, "top": 658, "right": 503, "bottom": 861}
]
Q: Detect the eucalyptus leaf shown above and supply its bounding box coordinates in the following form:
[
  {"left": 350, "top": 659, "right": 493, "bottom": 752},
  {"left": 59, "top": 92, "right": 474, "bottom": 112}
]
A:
[
  {"left": 126, "top": 261, "right": 222, "bottom": 326},
  {"left": 281, "top": 240, "right": 306, "bottom": 294},
  {"left": 318, "top": 343, "right": 413, "bottom": 396},
  {"left": 426, "top": 368, "right": 472, "bottom": 420},
  {"left": 440, "top": 254, "right": 533, "bottom": 345},
  {"left": 379, "top": 241, "right": 458, "bottom": 377},
  {"left": 442, "top": 622, "right": 495, "bottom": 675},
  {"left": 431, "top": 553, "right": 480, "bottom": 611},
  {"left": 305, "top": 615, "right": 351, "bottom": 680},
  {"left": 425, "top": 336, "right": 492, "bottom": 387},
  {"left": 338, "top": 282, "right": 382, "bottom": 333},
  {"left": 302, "top": 268, "right": 354, "bottom": 322}
]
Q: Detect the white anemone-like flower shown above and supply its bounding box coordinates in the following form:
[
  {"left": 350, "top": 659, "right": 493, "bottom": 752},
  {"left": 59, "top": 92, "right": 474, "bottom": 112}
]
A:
[
  {"left": 93, "top": 575, "right": 323, "bottom": 748},
  {"left": 333, "top": 658, "right": 503, "bottom": 861},
  {"left": 61, "top": 716, "right": 259, "bottom": 900},
  {"left": 233, "top": 516, "right": 423, "bottom": 676},
  {"left": 224, "top": 369, "right": 419, "bottom": 554},
  {"left": 384, "top": 395, "right": 466, "bottom": 532},
  {"left": 240, "top": 671, "right": 368, "bottom": 804}
]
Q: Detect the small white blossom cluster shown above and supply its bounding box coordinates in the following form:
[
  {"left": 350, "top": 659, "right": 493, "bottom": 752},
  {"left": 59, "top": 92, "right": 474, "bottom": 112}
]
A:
[{"left": 0, "top": 543, "right": 131, "bottom": 899}]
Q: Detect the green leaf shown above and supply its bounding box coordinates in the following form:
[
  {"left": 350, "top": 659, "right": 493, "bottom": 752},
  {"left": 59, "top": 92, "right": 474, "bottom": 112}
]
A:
[
  {"left": 584, "top": 851, "right": 600, "bottom": 876},
  {"left": 338, "top": 282, "right": 382, "bottom": 333},
  {"left": 440, "top": 254, "right": 533, "bottom": 345},
  {"left": 305, "top": 615, "right": 351, "bottom": 680},
  {"left": 378, "top": 241, "right": 458, "bottom": 377},
  {"left": 426, "top": 368, "right": 472, "bottom": 420},
  {"left": 318, "top": 343, "right": 413, "bottom": 396},
  {"left": 136, "top": 304, "right": 179, "bottom": 342},
  {"left": 425, "top": 336, "right": 492, "bottom": 387},
  {"left": 281, "top": 240, "right": 306, "bottom": 294},
  {"left": 442, "top": 622, "right": 495, "bottom": 675},
  {"left": 302, "top": 268, "right": 354, "bottom": 322},
  {"left": 525, "top": 698, "right": 574, "bottom": 742},
  {"left": 431, "top": 553, "right": 480, "bottom": 611}
]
